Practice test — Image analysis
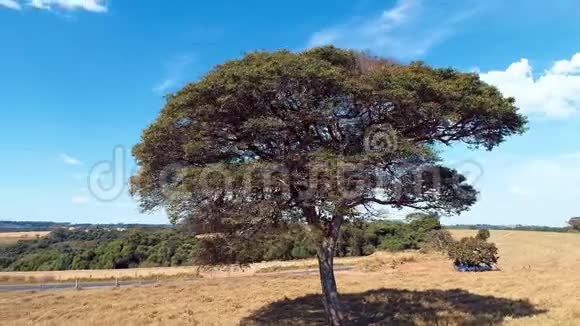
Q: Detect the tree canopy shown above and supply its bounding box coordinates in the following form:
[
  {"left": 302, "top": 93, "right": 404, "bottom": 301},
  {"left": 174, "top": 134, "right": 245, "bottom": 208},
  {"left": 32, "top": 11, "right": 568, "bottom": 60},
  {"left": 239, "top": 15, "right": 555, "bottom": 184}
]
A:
[{"left": 130, "top": 46, "right": 527, "bottom": 325}]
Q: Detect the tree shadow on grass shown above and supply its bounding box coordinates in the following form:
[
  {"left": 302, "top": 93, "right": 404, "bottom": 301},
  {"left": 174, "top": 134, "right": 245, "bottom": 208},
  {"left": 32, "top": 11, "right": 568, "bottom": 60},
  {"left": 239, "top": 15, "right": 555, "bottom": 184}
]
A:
[{"left": 241, "top": 288, "right": 546, "bottom": 325}]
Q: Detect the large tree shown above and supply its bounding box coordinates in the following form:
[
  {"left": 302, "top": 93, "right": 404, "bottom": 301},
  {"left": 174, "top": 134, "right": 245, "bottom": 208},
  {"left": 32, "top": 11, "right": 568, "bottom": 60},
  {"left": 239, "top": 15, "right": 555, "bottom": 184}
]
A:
[{"left": 131, "top": 46, "right": 526, "bottom": 325}]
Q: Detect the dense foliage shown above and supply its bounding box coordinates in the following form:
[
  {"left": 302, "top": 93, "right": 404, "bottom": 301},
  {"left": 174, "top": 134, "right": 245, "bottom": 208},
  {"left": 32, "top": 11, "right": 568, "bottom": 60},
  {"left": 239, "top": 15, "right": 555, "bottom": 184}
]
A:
[
  {"left": 196, "top": 214, "right": 443, "bottom": 265},
  {"left": 0, "top": 215, "right": 442, "bottom": 271},
  {"left": 568, "top": 217, "right": 580, "bottom": 231},
  {"left": 130, "top": 46, "right": 525, "bottom": 253},
  {"left": 448, "top": 232, "right": 499, "bottom": 269},
  {"left": 0, "top": 228, "right": 197, "bottom": 271},
  {"left": 475, "top": 229, "right": 491, "bottom": 241}
]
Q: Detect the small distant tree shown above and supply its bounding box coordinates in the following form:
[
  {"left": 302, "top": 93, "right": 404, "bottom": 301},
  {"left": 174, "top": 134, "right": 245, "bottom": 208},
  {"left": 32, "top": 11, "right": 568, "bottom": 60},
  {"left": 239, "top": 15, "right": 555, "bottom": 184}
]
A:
[
  {"left": 475, "top": 229, "right": 491, "bottom": 241},
  {"left": 130, "top": 46, "right": 526, "bottom": 325},
  {"left": 424, "top": 229, "right": 454, "bottom": 252},
  {"left": 568, "top": 217, "right": 580, "bottom": 231}
]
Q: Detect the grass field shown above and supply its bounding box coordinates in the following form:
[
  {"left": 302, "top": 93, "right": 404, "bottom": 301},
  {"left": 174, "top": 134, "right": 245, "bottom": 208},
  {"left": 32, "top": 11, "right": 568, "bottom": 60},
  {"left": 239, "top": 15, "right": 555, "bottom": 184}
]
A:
[
  {"left": 0, "top": 231, "right": 50, "bottom": 245},
  {"left": 1, "top": 230, "right": 579, "bottom": 325},
  {"left": 0, "top": 251, "right": 419, "bottom": 283}
]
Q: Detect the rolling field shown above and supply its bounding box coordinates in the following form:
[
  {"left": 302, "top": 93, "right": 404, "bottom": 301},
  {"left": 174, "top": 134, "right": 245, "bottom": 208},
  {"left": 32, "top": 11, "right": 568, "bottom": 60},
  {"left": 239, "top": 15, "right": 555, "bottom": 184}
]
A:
[
  {"left": 0, "top": 231, "right": 50, "bottom": 245},
  {"left": 1, "top": 230, "right": 579, "bottom": 325},
  {"left": 0, "top": 252, "right": 418, "bottom": 283}
]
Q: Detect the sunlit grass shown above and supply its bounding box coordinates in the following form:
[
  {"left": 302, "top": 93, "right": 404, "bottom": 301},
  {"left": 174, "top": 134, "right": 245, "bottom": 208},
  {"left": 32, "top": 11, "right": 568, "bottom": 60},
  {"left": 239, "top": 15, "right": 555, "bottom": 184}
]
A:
[{"left": 0, "top": 230, "right": 578, "bottom": 325}]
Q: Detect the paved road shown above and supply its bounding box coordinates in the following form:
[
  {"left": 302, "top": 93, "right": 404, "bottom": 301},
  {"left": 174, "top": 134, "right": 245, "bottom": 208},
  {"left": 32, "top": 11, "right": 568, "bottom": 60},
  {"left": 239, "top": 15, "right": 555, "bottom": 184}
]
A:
[{"left": 0, "top": 280, "right": 157, "bottom": 293}]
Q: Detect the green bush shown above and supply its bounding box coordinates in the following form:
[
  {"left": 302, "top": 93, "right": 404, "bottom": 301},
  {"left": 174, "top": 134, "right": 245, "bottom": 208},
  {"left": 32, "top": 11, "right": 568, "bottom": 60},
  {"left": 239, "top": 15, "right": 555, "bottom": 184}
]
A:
[
  {"left": 373, "top": 214, "right": 442, "bottom": 252},
  {"left": 475, "top": 229, "right": 491, "bottom": 241},
  {"left": 448, "top": 237, "right": 499, "bottom": 268},
  {"left": 378, "top": 237, "right": 409, "bottom": 251},
  {"left": 423, "top": 229, "right": 454, "bottom": 252}
]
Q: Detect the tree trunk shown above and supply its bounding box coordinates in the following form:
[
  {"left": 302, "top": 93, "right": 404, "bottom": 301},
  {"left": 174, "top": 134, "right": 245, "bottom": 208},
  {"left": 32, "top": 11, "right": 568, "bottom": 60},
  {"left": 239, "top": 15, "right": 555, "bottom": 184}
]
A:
[
  {"left": 318, "top": 236, "right": 343, "bottom": 325},
  {"left": 316, "top": 214, "right": 344, "bottom": 326}
]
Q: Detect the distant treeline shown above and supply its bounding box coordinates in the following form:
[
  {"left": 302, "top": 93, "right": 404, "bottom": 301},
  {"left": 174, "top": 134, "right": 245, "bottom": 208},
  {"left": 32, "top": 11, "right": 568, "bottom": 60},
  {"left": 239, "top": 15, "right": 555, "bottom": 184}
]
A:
[
  {"left": 196, "top": 215, "right": 442, "bottom": 265},
  {"left": 0, "top": 228, "right": 197, "bottom": 271},
  {"left": 3, "top": 220, "right": 572, "bottom": 233},
  {"left": 445, "top": 224, "right": 572, "bottom": 233},
  {"left": 0, "top": 221, "right": 171, "bottom": 232},
  {"left": 0, "top": 216, "right": 442, "bottom": 271}
]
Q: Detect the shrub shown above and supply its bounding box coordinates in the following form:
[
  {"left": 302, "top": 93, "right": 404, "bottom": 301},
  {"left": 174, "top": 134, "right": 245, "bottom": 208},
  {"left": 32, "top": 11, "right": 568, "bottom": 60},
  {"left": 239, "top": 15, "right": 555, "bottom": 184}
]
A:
[
  {"left": 378, "top": 237, "right": 408, "bottom": 252},
  {"left": 370, "top": 214, "right": 443, "bottom": 252},
  {"left": 475, "top": 229, "right": 491, "bottom": 241},
  {"left": 448, "top": 237, "right": 499, "bottom": 269},
  {"left": 568, "top": 217, "right": 580, "bottom": 231},
  {"left": 423, "top": 229, "right": 454, "bottom": 253}
]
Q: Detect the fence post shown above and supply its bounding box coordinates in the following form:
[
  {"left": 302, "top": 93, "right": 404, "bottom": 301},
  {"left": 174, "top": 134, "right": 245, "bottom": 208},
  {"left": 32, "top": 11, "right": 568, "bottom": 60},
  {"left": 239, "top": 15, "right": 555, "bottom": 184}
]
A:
[{"left": 75, "top": 279, "right": 80, "bottom": 290}]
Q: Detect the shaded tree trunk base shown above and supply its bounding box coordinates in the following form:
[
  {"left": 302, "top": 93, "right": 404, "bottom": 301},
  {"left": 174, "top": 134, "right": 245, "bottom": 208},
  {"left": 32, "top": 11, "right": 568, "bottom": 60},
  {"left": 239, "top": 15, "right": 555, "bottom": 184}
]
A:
[{"left": 318, "top": 236, "right": 344, "bottom": 326}]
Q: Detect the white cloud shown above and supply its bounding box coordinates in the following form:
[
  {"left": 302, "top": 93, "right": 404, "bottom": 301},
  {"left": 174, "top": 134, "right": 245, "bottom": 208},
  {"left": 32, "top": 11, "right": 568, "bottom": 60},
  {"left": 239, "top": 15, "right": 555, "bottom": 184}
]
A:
[
  {"left": 458, "top": 152, "right": 580, "bottom": 226},
  {"left": 59, "top": 153, "right": 82, "bottom": 165},
  {"left": 507, "top": 154, "right": 580, "bottom": 201},
  {"left": 28, "top": 0, "right": 107, "bottom": 12},
  {"left": 480, "top": 54, "right": 580, "bottom": 118},
  {"left": 153, "top": 54, "right": 195, "bottom": 94},
  {"left": 551, "top": 53, "right": 580, "bottom": 75},
  {"left": 1, "top": 0, "right": 107, "bottom": 12},
  {"left": 153, "top": 79, "right": 177, "bottom": 94},
  {"left": 71, "top": 195, "right": 90, "bottom": 204},
  {"left": 309, "top": 0, "right": 417, "bottom": 48},
  {"left": 307, "top": 0, "right": 480, "bottom": 59},
  {"left": 0, "top": 0, "right": 21, "bottom": 9}
]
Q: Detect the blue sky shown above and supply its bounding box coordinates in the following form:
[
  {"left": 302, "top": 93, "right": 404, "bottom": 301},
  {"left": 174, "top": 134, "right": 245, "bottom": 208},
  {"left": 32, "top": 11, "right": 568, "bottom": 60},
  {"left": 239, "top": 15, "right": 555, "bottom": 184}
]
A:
[{"left": 1, "top": 0, "right": 579, "bottom": 226}]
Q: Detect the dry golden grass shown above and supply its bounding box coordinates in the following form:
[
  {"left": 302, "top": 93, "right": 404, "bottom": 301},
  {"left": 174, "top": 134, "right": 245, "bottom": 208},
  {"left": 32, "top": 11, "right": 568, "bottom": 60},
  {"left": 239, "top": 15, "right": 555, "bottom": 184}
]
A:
[
  {"left": 0, "top": 266, "right": 204, "bottom": 283},
  {"left": 0, "top": 231, "right": 50, "bottom": 245},
  {"left": 0, "top": 251, "right": 419, "bottom": 283},
  {"left": 0, "top": 230, "right": 579, "bottom": 325}
]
